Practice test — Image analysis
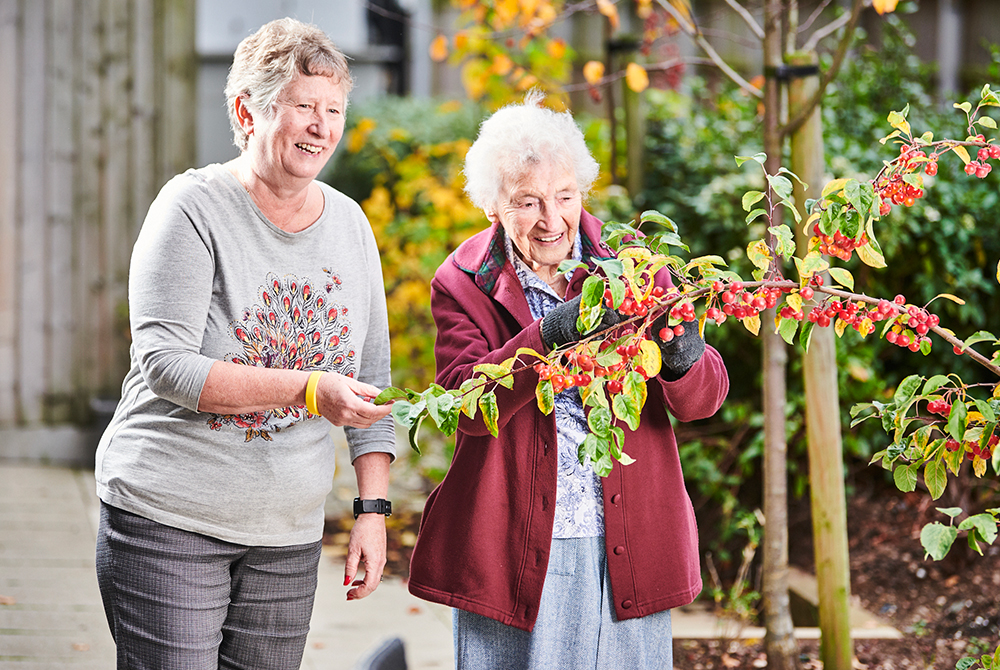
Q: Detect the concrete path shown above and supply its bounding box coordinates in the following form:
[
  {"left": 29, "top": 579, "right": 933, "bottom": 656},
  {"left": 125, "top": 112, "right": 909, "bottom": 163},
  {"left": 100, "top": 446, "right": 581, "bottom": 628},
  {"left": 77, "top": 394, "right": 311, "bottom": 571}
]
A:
[{"left": 0, "top": 462, "right": 900, "bottom": 670}]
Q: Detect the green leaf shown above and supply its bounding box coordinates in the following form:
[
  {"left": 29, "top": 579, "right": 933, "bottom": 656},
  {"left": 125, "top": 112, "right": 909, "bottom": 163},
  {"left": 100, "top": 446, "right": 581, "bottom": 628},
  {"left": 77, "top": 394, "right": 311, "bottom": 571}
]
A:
[
  {"left": 607, "top": 276, "right": 627, "bottom": 308},
  {"left": 975, "top": 398, "right": 997, "bottom": 423},
  {"left": 937, "top": 506, "right": 964, "bottom": 518},
  {"left": 954, "top": 101, "right": 973, "bottom": 114},
  {"left": 799, "top": 320, "right": 815, "bottom": 352},
  {"left": 920, "top": 521, "right": 958, "bottom": 561},
  {"left": 924, "top": 460, "right": 947, "bottom": 500},
  {"left": 374, "top": 387, "right": 409, "bottom": 405},
  {"left": 893, "top": 375, "right": 923, "bottom": 409},
  {"left": 557, "top": 259, "right": 587, "bottom": 274},
  {"left": 735, "top": 153, "right": 767, "bottom": 167},
  {"left": 778, "top": 316, "right": 799, "bottom": 345},
  {"left": 612, "top": 391, "right": 641, "bottom": 432},
  {"left": 587, "top": 406, "right": 613, "bottom": 439},
  {"left": 921, "top": 375, "right": 949, "bottom": 396},
  {"left": 623, "top": 371, "right": 648, "bottom": 415},
  {"left": 894, "top": 462, "right": 918, "bottom": 492},
  {"left": 535, "top": 379, "right": 555, "bottom": 415},
  {"left": 959, "top": 513, "right": 998, "bottom": 546},
  {"left": 479, "top": 392, "right": 499, "bottom": 437},
  {"left": 578, "top": 433, "right": 601, "bottom": 463},
  {"left": 977, "top": 116, "right": 998, "bottom": 130},
  {"left": 459, "top": 378, "right": 485, "bottom": 419},
  {"left": 766, "top": 174, "right": 794, "bottom": 201},
  {"left": 745, "top": 208, "right": 767, "bottom": 225},
  {"left": 594, "top": 258, "right": 625, "bottom": 279},
  {"left": 593, "top": 451, "right": 614, "bottom": 478},
  {"left": 639, "top": 210, "right": 678, "bottom": 232},
  {"left": 947, "top": 400, "right": 968, "bottom": 442},
  {"left": 827, "top": 267, "right": 854, "bottom": 290},
  {"left": 407, "top": 413, "right": 424, "bottom": 454},
  {"left": 473, "top": 363, "right": 513, "bottom": 389},
  {"left": 578, "top": 275, "right": 606, "bottom": 334},
  {"left": 768, "top": 225, "right": 796, "bottom": 258},
  {"left": 742, "top": 190, "right": 765, "bottom": 212}
]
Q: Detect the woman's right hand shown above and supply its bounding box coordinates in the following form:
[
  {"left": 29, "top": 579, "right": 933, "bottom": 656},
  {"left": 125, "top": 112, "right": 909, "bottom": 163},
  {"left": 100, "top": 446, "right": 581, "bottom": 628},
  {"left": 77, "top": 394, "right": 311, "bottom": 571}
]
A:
[
  {"left": 540, "top": 294, "right": 623, "bottom": 350},
  {"left": 315, "top": 372, "right": 393, "bottom": 428}
]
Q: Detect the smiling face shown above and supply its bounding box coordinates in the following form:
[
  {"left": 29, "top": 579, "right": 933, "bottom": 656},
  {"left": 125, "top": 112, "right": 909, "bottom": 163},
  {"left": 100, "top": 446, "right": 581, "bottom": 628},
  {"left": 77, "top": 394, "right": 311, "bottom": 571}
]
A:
[
  {"left": 241, "top": 73, "right": 346, "bottom": 186},
  {"left": 491, "top": 161, "right": 582, "bottom": 283}
]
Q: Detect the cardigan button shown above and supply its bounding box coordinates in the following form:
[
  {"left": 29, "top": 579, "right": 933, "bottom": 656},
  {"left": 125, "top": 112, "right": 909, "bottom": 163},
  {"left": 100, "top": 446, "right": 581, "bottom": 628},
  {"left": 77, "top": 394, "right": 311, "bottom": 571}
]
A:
[
  {"left": 611, "top": 494, "right": 621, "bottom": 504},
  {"left": 613, "top": 545, "right": 625, "bottom": 555},
  {"left": 621, "top": 599, "right": 633, "bottom": 610}
]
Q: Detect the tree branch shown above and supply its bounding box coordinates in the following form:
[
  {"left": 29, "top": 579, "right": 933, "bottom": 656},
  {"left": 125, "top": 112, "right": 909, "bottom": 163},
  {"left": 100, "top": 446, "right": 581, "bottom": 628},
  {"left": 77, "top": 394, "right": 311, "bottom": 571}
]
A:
[
  {"left": 780, "top": 0, "right": 865, "bottom": 139},
  {"left": 723, "top": 0, "right": 764, "bottom": 40},
  {"left": 654, "top": 0, "right": 763, "bottom": 99}
]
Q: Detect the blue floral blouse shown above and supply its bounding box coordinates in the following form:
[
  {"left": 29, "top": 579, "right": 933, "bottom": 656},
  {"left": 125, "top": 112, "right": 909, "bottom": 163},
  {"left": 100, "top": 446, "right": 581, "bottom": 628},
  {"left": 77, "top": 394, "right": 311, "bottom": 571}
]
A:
[{"left": 503, "top": 233, "right": 604, "bottom": 539}]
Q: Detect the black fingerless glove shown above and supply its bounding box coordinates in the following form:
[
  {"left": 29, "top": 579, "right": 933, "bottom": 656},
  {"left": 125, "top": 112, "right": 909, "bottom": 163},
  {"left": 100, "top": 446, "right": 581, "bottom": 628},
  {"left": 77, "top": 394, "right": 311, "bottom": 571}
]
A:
[
  {"left": 541, "top": 295, "right": 624, "bottom": 349},
  {"left": 651, "top": 315, "right": 705, "bottom": 381}
]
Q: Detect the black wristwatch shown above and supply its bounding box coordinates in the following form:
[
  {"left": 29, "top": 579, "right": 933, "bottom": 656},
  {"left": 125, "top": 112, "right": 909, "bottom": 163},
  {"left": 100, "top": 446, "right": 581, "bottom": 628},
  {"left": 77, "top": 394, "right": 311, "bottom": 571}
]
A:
[{"left": 353, "top": 497, "right": 392, "bottom": 519}]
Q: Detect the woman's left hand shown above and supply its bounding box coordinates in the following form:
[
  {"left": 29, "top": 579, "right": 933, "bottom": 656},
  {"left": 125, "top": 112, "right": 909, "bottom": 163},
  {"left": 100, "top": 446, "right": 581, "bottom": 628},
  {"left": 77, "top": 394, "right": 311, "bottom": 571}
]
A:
[
  {"left": 316, "top": 372, "right": 393, "bottom": 428},
  {"left": 344, "top": 514, "right": 387, "bottom": 600}
]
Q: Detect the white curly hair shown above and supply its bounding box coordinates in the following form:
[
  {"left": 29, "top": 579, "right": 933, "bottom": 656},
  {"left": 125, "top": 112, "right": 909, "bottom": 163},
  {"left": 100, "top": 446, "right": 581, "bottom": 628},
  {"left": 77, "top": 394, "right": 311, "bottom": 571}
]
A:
[{"left": 463, "top": 91, "right": 600, "bottom": 214}]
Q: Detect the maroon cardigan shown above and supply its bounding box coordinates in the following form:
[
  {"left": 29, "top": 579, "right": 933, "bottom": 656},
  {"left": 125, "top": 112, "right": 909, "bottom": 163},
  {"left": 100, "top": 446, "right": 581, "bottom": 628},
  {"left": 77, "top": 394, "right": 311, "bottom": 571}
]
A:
[{"left": 407, "top": 209, "right": 730, "bottom": 631}]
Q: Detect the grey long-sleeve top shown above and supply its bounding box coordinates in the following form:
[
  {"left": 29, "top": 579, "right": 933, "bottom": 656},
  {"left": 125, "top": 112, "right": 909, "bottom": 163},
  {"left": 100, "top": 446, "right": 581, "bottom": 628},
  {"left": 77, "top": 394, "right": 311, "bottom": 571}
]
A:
[{"left": 95, "top": 164, "right": 396, "bottom": 546}]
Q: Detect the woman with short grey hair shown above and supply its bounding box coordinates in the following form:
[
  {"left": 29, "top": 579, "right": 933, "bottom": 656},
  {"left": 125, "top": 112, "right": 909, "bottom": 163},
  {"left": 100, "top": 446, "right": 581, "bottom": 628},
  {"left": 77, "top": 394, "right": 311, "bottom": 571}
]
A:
[
  {"left": 95, "top": 18, "right": 395, "bottom": 669},
  {"left": 407, "top": 93, "right": 730, "bottom": 669}
]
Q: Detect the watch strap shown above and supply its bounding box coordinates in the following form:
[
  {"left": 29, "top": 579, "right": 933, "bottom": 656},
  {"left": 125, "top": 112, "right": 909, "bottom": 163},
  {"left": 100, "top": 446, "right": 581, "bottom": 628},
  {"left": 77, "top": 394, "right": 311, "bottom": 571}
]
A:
[{"left": 353, "top": 497, "right": 392, "bottom": 519}]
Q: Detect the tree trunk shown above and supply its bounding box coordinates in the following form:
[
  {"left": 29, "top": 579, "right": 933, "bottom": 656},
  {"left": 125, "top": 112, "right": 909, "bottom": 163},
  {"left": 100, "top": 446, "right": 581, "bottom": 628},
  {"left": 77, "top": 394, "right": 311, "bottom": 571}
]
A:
[
  {"left": 788, "top": 50, "right": 854, "bottom": 670},
  {"left": 760, "top": 1, "right": 800, "bottom": 668}
]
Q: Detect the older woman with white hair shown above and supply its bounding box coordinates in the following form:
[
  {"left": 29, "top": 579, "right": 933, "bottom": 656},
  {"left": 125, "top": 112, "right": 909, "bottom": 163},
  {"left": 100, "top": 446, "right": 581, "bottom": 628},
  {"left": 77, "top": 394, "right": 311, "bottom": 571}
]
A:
[
  {"left": 94, "top": 18, "right": 396, "bottom": 669},
  {"left": 407, "top": 93, "right": 729, "bottom": 668}
]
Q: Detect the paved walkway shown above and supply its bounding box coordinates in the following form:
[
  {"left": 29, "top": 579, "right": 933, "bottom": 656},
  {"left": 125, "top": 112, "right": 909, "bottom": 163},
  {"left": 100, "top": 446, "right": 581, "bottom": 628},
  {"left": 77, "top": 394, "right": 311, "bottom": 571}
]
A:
[{"left": 0, "top": 461, "right": 901, "bottom": 669}]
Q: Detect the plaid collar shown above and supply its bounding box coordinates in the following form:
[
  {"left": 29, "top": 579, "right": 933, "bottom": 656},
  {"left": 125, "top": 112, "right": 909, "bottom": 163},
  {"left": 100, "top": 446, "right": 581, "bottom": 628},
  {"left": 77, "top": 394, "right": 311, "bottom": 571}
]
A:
[{"left": 457, "top": 209, "right": 608, "bottom": 297}]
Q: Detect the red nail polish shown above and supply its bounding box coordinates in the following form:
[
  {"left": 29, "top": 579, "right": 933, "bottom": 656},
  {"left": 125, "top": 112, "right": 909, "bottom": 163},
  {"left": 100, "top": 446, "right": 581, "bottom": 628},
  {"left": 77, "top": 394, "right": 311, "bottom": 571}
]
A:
[{"left": 344, "top": 576, "right": 351, "bottom": 586}]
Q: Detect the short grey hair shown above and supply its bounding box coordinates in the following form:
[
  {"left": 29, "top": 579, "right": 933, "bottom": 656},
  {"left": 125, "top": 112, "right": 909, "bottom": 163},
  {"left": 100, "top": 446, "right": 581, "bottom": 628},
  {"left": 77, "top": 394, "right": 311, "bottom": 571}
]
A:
[
  {"left": 463, "top": 91, "right": 600, "bottom": 213},
  {"left": 224, "top": 18, "right": 354, "bottom": 152}
]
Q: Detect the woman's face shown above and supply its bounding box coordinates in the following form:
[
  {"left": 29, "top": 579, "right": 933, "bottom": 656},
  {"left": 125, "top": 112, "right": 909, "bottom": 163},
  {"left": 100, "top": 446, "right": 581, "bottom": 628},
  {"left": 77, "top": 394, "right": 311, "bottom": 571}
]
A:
[
  {"left": 492, "top": 162, "right": 582, "bottom": 276},
  {"left": 243, "top": 73, "right": 346, "bottom": 183}
]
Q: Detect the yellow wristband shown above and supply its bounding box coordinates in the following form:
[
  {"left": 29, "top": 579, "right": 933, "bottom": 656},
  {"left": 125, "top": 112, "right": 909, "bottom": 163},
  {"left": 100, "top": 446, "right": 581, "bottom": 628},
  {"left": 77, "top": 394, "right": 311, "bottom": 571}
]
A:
[{"left": 305, "top": 371, "right": 325, "bottom": 416}]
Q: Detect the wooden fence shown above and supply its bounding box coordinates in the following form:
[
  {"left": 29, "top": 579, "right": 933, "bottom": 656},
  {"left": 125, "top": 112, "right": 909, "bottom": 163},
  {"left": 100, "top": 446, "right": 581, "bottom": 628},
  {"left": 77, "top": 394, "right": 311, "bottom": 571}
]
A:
[{"left": 0, "top": 0, "right": 196, "bottom": 463}]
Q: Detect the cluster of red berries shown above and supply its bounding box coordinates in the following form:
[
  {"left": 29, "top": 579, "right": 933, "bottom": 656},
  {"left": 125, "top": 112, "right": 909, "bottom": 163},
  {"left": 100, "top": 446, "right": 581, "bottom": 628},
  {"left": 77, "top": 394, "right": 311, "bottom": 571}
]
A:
[
  {"left": 716, "top": 280, "right": 782, "bottom": 321},
  {"left": 535, "top": 361, "right": 592, "bottom": 395},
  {"left": 535, "top": 325, "right": 656, "bottom": 396},
  {"left": 944, "top": 434, "right": 998, "bottom": 461},
  {"left": 604, "top": 284, "right": 667, "bottom": 317},
  {"left": 885, "top": 299, "right": 938, "bottom": 351},
  {"left": 964, "top": 136, "right": 1000, "bottom": 179},
  {"left": 812, "top": 225, "right": 871, "bottom": 261},
  {"left": 875, "top": 144, "right": 932, "bottom": 217},
  {"left": 927, "top": 398, "right": 952, "bottom": 416}
]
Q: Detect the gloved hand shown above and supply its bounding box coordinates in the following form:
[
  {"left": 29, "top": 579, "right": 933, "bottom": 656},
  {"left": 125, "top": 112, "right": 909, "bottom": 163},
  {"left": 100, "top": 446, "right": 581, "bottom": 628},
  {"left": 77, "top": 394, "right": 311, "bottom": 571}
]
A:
[
  {"left": 651, "top": 315, "right": 705, "bottom": 381},
  {"left": 541, "top": 295, "right": 624, "bottom": 350}
]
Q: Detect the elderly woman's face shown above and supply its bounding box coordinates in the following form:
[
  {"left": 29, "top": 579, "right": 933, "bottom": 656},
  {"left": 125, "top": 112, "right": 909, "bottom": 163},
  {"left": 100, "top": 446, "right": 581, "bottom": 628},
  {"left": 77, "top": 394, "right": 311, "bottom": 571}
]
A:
[
  {"left": 246, "top": 73, "right": 346, "bottom": 181},
  {"left": 493, "top": 162, "right": 582, "bottom": 276}
]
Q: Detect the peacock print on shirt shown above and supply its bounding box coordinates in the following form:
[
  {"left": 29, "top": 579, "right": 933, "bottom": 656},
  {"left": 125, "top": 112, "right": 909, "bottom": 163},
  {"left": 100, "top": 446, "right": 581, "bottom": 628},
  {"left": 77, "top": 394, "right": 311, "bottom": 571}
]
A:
[{"left": 208, "top": 269, "right": 357, "bottom": 441}]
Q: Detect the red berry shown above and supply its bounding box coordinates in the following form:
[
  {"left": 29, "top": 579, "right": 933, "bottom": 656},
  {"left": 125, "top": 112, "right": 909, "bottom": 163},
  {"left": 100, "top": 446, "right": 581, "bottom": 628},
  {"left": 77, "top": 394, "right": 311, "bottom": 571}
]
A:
[
  {"left": 977, "top": 163, "right": 992, "bottom": 179},
  {"left": 924, "top": 161, "right": 938, "bottom": 176},
  {"left": 894, "top": 294, "right": 906, "bottom": 305},
  {"left": 626, "top": 344, "right": 639, "bottom": 357},
  {"left": 578, "top": 355, "right": 595, "bottom": 371},
  {"left": 711, "top": 281, "right": 724, "bottom": 292},
  {"left": 954, "top": 345, "right": 964, "bottom": 355},
  {"left": 607, "top": 380, "right": 623, "bottom": 394},
  {"left": 965, "top": 161, "right": 979, "bottom": 176},
  {"left": 673, "top": 325, "right": 685, "bottom": 337},
  {"left": 659, "top": 328, "right": 674, "bottom": 342},
  {"left": 721, "top": 291, "right": 736, "bottom": 304},
  {"left": 979, "top": 147, "right": 992, "bottom": 162},
  {"left": 800, "top": 286, "right": 814, "bottom": 301}
]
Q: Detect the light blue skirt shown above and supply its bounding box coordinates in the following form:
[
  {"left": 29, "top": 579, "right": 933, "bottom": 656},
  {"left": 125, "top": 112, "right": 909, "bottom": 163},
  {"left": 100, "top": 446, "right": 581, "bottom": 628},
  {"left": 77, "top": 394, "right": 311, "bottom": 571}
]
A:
[{"left": 453, "top": 536, "right": 673, "bottom": 669}]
